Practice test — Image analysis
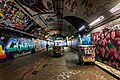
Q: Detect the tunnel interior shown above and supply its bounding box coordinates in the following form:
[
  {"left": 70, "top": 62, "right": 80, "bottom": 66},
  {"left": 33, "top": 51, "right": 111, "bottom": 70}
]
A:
[{"left": 0, "top": 0, "right": 120, "bottom": 79}]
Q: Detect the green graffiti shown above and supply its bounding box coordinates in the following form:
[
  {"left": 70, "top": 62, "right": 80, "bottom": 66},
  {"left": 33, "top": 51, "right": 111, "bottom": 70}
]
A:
[{"left": 6, "top": 38, "right": 34, "bottom": 53}]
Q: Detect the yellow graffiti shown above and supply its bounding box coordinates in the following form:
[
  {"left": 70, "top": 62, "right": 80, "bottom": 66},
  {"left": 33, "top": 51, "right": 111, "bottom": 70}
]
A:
[{"left": 0, "top": 45, "right": 6, "bottom": 59}]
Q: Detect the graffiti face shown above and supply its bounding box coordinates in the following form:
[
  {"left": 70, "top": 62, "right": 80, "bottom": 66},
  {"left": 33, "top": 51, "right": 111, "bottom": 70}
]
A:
[{"left": 6, "top": 38, "right": 34, "bottom": 53}]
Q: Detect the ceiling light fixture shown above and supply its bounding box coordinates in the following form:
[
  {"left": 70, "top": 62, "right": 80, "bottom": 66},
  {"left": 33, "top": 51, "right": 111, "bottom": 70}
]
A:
[
  {"left": 89, "top": 16, "right": 104, "bottom": 26},
  {"left": 79, "top": 25, "right": 85, "bottom": 31},
  {"left": 110, "top": 3, "right": 120, "bottom": 13}
]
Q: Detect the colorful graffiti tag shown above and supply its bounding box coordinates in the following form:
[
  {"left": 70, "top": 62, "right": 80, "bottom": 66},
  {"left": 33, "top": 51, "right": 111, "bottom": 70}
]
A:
[
  {"left": 0, "top": 45, "right": 6, "bottom": 60},
  {"left": 0, "top": 35, "right": 47, "bottom": 62},
  {"left": 81, "top": 34, "right": 91, "bottom": 45},
  {"left": 91, "top": 19, "right": 120, "bottom": 70},
  {"left": 6, "top": 38, "right": 34, "bottom": 53},
  {"left": 0, "top": 37, "right": 35, "bottom": 61},
  {"left": 0, "top": 0, "right": 31, "bottom": 30}
]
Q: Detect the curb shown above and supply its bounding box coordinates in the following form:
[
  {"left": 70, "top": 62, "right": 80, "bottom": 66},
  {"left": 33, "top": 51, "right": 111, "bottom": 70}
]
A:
[{"left": 95, "top": 61, "right": 120, "bottom": 79}]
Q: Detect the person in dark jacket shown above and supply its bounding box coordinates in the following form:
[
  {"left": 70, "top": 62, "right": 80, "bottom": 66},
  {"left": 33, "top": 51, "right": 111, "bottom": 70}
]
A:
[{"left": 46, "top": 44, "right": 49, "bottom": 51}]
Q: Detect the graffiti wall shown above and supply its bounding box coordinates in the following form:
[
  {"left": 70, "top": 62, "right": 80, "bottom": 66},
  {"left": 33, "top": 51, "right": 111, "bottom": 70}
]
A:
[
  {"left": 0, "top": 36, "right": 46, "bottom": 61},
  {"left": 0, "top": 29, "right": 47, "bottom": 61},
  {"left": 0, "top": 0, "right": 31, "bottom": 30},
  {"left": 34, "top": 39, "right": 46, "bottom": 51},
  {"left": 6, "top": 38, "right": 34, "bottom": 53},
  {"left": 0, "top": 45, "right": 7, "bottom": 61},
  {"left": 81, "top": 34, "right": 91, "bottom": 45},
  {"left": 0, "top": 0, "right": 42, "bottom": 37},
  {"left": 0, "top": 0, "right": 47, "bottom": 62},
  {"left": 0, "top": 36, "right": 35, "bottom": 60},
  {"left": 39, "top": 40, "right": 46, "bottom": 48},
  {"left": 91, "top": 18, "right": 120, "bottom": 70}
]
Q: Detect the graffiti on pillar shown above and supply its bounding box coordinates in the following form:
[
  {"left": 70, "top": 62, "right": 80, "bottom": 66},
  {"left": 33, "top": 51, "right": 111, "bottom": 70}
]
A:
[{"left": 65, "top": 0, "right": 77, "bottom": 13}]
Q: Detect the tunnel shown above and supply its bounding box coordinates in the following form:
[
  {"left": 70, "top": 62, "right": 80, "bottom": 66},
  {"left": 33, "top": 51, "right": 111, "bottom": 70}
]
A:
[{"left": 0, "top": 0, "right": 120, "bottom": 80}]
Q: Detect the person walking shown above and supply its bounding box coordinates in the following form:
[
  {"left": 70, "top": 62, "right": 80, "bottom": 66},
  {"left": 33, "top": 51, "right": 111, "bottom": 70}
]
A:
[{"left": 46, "top": 44, "right": 49, "bottom": 51}]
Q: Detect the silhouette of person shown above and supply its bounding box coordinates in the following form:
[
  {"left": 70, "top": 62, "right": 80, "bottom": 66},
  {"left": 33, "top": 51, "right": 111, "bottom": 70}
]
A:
[{"left": 46, "top": 44, "right": 49, "bottom": 51}]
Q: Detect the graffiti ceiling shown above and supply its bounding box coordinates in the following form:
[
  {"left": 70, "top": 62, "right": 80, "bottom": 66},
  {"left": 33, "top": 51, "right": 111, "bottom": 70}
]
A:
[
  {"left": 0, "top": 0, "right": 120, "bottom": 39},
  {"left": 0, "top": 0, "right": 50, "bottom": 38}
]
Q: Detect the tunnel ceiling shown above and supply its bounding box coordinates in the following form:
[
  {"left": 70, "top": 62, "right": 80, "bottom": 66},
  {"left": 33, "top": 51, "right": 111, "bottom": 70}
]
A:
[
  {"left": 0, "top": 0, "right": 120, "bottom": 39},
  {"left": 64, "top": 16, "right": 89, "bottom": 30},
  {"left": 64, "top": 0, "right": 120, "bottom": 22}
]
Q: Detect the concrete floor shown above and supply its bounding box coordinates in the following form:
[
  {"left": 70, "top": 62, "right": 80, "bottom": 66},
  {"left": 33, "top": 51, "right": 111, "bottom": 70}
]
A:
[{"left": 0, "top": 47, "right": 116, "bottom": 80}]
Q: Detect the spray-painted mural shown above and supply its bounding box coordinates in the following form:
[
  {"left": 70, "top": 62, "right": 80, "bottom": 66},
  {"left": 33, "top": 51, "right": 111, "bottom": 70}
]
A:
[
  {"left": 91, "top": 18, "right": 120, "bottom": 70},
  {"left": 0, "top": 27, "right": 47, "bottom": 62},
  {"left": 0, "top": 37, "right": 35, "bottom": 60},
  {"left": 0, "top": 45, "right": 7, "bottom": 61},
  {"left": 33, "top": 39, "right": 46, "bottom": 51},
  {"left": 6, "top": 38, "right": 34, "bottom": 53},
  {"left": 81, "top": 34, "right": 91, "bottom": 45},
  {"left": 0, "top": 0, "right": 42, "bottom": 37},
  {"left": 0, "top": 36, "right": 47, "bottom": 61},
  {"left": 39, "top": 40, "right": 46, "bottom": 48},
  {"left": 0, "top": 0, "right": 31, "bottom": 30}
]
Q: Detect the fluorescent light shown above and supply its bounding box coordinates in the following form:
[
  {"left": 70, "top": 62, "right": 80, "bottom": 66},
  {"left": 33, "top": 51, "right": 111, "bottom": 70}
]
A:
[
  {"left": 79, "top": 25, "right": 85, "bottom": 31},
  {"left": 89, "top": 16, "right": 104, "bottom": 26},
  {"left": 110, "top": 3, "right": 120, "bottom": 13}
]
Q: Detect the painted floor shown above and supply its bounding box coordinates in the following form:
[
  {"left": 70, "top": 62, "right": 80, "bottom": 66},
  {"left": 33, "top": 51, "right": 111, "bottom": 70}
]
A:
[{"left": 0, "top": 47, "right": 117, "bottom": 80}]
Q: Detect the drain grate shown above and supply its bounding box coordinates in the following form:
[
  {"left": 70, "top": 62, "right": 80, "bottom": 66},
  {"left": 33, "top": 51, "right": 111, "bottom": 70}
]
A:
[{"left": 32, "top": 70, "right": 38, "bottom": 75}]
